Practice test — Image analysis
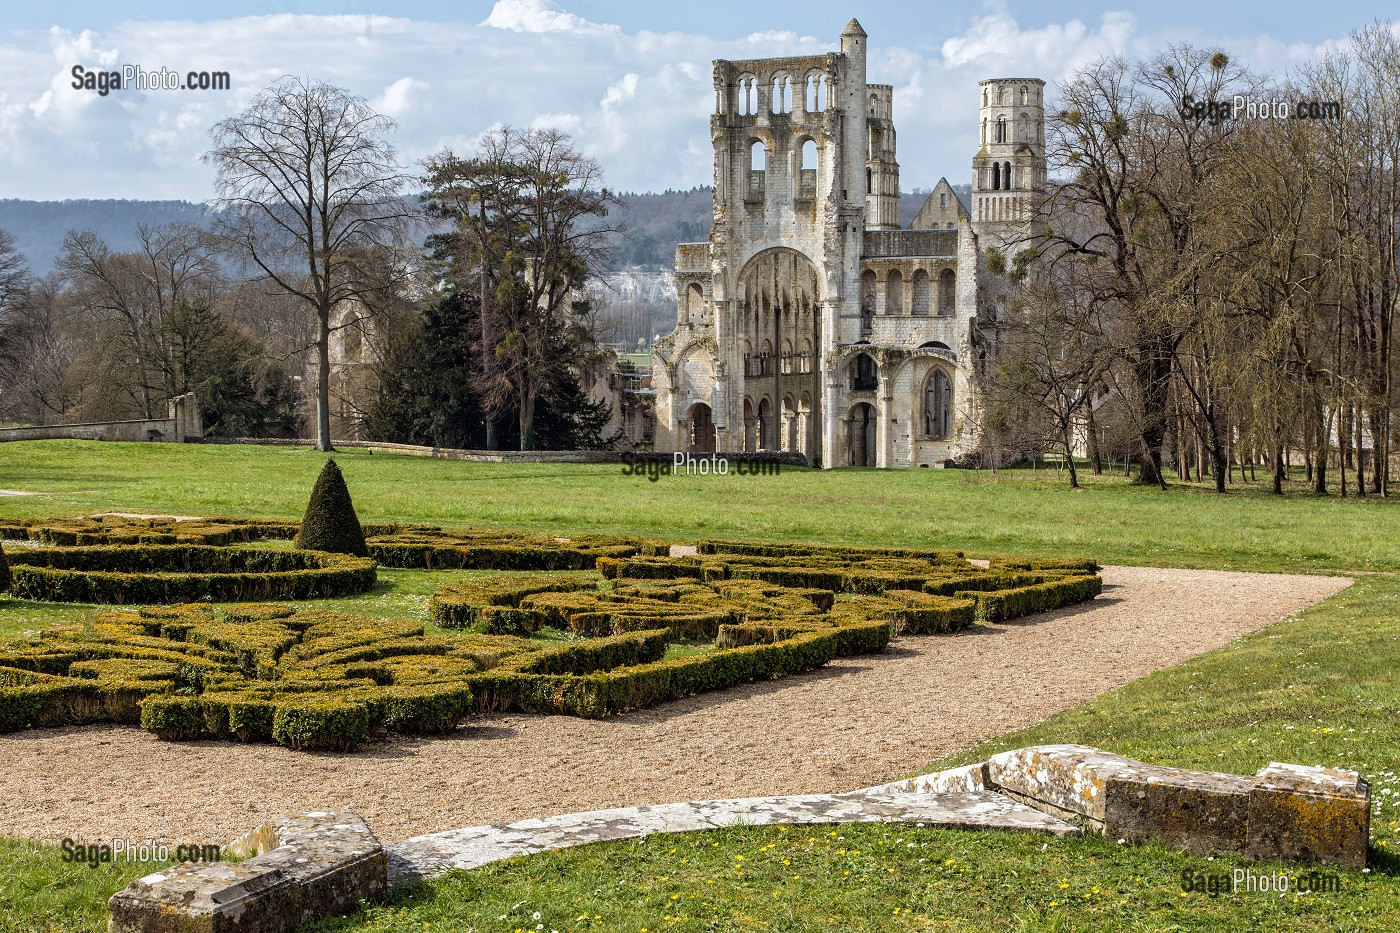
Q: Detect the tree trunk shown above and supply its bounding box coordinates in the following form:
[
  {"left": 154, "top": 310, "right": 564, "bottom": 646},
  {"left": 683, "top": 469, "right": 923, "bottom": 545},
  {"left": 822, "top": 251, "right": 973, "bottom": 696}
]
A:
[
  {"left": 480, "top": 266, "right": 497, "bottom": 451},
  {"left": 1355, "top": 406, "right": 1367, "bottom": 498},
  {"left": 1086, "top": 405, "right": 1103, "bottom": 475},
  {"left": 1314, "top": 398, "right": 1331, "bottom": 494},
  {"left": 1134, "top": 342, "right": 1171, "bottom": 489},
  {"left": 1206, "top": 405, "right": 1226, "bottom": 494},
  {"left": 1062, "top": 422, "right": 1080, "bottom": 489},
  {"left": 315, "top": 309, "right": 334, "bottom": 452},
  {"left": 518, "top": 382, "right": 538, "bottom": 451}
]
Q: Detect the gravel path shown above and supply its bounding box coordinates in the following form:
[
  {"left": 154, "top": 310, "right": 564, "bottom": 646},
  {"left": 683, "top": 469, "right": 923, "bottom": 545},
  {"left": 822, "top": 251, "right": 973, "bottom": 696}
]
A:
[{"left": 0, "top": 566, "right": 1350, "bottom": 846}]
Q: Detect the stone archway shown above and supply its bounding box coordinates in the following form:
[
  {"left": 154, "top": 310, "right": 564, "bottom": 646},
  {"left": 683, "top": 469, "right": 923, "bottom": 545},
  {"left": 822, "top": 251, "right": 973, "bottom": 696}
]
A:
[
  {"left": 688, "top": 403, "right": 716, "bottom": 453},
  {"left": 849, "top": 403, "right": 876, "bottom": 467}
]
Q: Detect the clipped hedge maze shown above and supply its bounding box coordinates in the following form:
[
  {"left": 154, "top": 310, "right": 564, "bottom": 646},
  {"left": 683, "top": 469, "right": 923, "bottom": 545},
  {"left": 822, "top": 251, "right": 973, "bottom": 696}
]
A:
[
  {"left": 0, "top": 532, "right": 1102, "bottom": 752},
  {"left": 363, "top": 526, "right": 670, "bottom": 571},
  {"left": 0, "top": 604, "right": 498, "bottom": 751},
  {"left": 5, "top": 546, "right": 378, "bottom": 604}
]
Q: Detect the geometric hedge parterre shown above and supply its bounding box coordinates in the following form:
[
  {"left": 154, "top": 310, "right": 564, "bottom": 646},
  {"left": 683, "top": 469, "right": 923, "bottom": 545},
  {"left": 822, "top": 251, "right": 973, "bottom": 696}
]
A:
[{"left": 0, "top": 518, "right": 1102, "bottom": 753}]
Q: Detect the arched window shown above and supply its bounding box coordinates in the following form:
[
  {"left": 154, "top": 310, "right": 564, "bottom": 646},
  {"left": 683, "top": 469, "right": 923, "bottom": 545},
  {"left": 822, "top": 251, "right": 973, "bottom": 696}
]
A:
[
  {"left": 924, "top": 369, "right": 952, "bottom": 440},
  {"left": 772, "top": 74, "right": 792, "bottom": 114},
  {"left": 686, "top": 283, "right": 703, "bottom": 319},
  {"left": 1019, "top": 113, "right": 1029, "bottom": 142},
  {"left": 992, "top": 162, "right": 1001, "bottom": 190},
  {"left": 738, "top": 77, "right": 757, "bottom": 116},
  {"left": 996, "top": 116, "right": 1006, "bottom": 143},
  {"left": 885, "top": 269, "right": 903, "bottom": 315},
  {"left": 1020, "top": 85, "right": 1028, "bottom": 105},
  {"left": 997, "top": 86, "right": 1005, "bottom": 105},
  {"left": 980, "top": 118, "right": 987, "bottom": 144},
  {"left": 757, "top": 398, "right": 773, "bottom": 449},
  {"left": 750, "top": 140, "right": 766, "bottom": 171},
  {"left": 866, "top": 168, "right": 872, "bottom": 194},
  {"left": 911, "top": 269, "right": 930, "bottom": 315},
  {"left": 342, "top": 313, "right": 363, "bottom": 357},
  {"left": 982, "top": 87, "right": 988, "bottom": 107},
  {"left": 1004, "top": 161, "right": 1012, "bottom": 189},
  {"left": 800, "top": 139, "right": 817, "bottom": 169},
  {"left": 850, "top": 353, "right": 878, "bottom": 391},
  {"left": 938, "top": 269, "right": 955, "bottom": 315},
  {"left": 860, "top": 269, "right": 876, "bottom": 332},
  {"left": 806, "top": 74, "right": 826, "bottom": 112}
]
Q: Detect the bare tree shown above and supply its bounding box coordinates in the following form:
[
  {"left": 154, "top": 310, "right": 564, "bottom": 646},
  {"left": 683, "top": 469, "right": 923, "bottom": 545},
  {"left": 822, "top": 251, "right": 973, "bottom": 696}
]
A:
[
  {"left": 59, "top": 223, "right": 222, "bottom": 417},
  {"left": 205, "top": 76, "right": 414, "bottom": 451},
  {"left": 0, "top": 227, "right": 31, "bottom": 381},
  {"left": 989, "top": 266, "right": 1113, "bottom": 488}
]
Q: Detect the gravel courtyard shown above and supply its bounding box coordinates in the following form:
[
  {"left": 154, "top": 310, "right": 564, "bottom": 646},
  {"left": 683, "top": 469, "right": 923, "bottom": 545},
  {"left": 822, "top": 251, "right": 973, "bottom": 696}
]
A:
[{"left": 0, "top": 565, "right": 1351, "bottom": 845}]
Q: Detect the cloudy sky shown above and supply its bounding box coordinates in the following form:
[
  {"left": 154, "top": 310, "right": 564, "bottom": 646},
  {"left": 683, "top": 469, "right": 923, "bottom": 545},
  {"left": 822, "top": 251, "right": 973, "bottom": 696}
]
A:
[{"left": 0, "top": 0, "right": 1393, "bottom": 201}]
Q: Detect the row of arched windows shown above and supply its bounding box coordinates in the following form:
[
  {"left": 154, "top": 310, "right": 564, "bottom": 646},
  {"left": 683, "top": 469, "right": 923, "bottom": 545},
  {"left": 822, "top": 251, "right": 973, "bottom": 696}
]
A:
[
  {"left": 735, "top": 73, "right": 829, "bottom": 116},
  {"left": 983, "top": 114, "right": 1041, "bottom": 145},
  {"left": 749, "top": 139, "right": 818, "bottom": 172},
  {"left": 983, "top": 84, "right": 1037, "bottom": 107},
  {"left": 860, "top": 268, "right": 956, "bottom": 315}
]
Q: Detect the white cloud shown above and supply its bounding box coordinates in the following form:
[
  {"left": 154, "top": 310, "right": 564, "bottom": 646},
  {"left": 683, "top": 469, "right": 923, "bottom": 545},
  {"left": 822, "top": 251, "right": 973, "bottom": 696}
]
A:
[
  {"left": 482, "top": 0, "right": 619, "bottom": 36},
  {"left": 373, "top": 76, "right": 429, "bottom": 119}
]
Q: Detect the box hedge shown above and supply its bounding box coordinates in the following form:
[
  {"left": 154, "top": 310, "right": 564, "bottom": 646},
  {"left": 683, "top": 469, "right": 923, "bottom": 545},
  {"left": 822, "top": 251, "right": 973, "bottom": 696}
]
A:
[
  {"left": 5, "top": 546, "right": 376, "bottom": 604},
  {"left": 0, "top": 536, "right": 1100, "bottom": 750},
  {"left": 957, "top": 574, "right": 1104, "bottom": 623}
]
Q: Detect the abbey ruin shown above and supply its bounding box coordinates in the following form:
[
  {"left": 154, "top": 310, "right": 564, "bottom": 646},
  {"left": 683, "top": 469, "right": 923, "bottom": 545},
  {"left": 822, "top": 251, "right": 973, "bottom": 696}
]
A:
[{"left": 651, "top": 19, "right": 1046, "bottom": 468}]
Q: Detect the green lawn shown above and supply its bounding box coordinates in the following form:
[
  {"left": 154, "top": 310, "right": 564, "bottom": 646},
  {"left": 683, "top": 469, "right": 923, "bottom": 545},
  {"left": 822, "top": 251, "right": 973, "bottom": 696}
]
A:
[
  {"left": 0, "top": 440, "right": 1393, "bottom": 572},
  {"left": 1, "top": 439, "right": 1398, "bottom": 932}
]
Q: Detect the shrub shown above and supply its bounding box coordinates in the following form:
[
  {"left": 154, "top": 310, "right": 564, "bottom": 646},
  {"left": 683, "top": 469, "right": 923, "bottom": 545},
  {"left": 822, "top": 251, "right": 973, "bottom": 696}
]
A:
[
  {"left": 0, "top": 540, "right": 9, "bottom": 593},
  {"left": 272, "top": 697, "right": 370, "bottom": 751},
  {"left": 141, "top": 695, "right": 206, "bottom": 740},
  {"left": 0, "top": 538, "right": 1101, "bottom": 750},
  {"left": 293, "top": 459, "right": 368, "bottom": 556},
  {"left": 958, "top": 574, "right": 1103, "bottom": 623},
  {"left": 4, "top": 546, "right": 376, "bottom": 604}
]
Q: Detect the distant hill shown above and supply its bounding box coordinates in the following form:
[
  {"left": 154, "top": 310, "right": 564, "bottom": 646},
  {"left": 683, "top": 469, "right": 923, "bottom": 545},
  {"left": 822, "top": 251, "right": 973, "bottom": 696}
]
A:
[
  {"left": 0, "top": 199, "right": 208, "bottom": 273},
  {"left": 0, "top": 186, "right": 974, "bottom": 275}
]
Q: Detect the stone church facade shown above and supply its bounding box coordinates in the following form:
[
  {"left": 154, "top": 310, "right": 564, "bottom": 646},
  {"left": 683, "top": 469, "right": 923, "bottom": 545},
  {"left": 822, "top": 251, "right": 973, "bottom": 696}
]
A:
[{"left": 651, "top": 19, "right": 1045, "bottom": 467}]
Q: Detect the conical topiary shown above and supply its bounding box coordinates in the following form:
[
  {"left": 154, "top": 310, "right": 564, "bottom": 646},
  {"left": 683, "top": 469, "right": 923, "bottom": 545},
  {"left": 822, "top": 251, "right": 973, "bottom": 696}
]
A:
[
  {"left": 0, "top": 540, "right": 9, "bottom": 593},
  {"left": 293, "top": 459, "right": 369, "bottom": 556}
]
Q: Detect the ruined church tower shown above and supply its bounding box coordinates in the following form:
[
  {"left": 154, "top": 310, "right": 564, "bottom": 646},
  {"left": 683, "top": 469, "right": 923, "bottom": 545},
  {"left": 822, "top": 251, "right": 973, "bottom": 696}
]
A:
[{"left": 650, "top": 21, "right": 1046, "bottom": 469}]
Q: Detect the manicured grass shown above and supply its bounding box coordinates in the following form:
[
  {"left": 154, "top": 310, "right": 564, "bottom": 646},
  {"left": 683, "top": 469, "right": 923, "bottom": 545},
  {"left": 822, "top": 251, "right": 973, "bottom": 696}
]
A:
[
  {"left": 302, "top": 828, "right": 1397, "bottom": 933},
  {"left": 0, "top": 837, "right": 172, "bottom": 933},
  {"left": 1, "top": 439, "right": 1398, "bottom": 931},
  {"left": 0, "top": 440, "right": 1393, "bottom": 573}
]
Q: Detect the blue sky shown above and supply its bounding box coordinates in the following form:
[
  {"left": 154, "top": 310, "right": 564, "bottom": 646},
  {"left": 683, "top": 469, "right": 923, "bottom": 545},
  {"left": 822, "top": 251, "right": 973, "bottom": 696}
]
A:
[{"left": 0, "top": 1, "right": 1394, "bottom": 200}]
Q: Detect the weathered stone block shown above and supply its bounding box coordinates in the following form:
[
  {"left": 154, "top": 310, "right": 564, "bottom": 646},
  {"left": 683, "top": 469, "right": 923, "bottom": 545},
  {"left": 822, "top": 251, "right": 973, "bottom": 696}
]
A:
[
  {"left": 108, "top": 811, "right": 385, "bottom": 933},
  {"left": 983, "top": 744, "right": 1370, "bottom": 867},
  {"left": 1247, "top": 763, "right": 1370, "bottom": 868},
  {"left": 1102, "top": 768, "right": 1253, "bottom": 854}
]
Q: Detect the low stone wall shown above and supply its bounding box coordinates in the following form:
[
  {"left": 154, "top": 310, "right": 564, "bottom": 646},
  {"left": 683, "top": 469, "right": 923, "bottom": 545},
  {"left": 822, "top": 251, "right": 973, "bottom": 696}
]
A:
[
  {"left": 189, "top": 436, "right": 808, "bottom": 467},
  {"left": 0, "top": 394, "right": 201, "bottom": 444},
  {"left": 106, "top": 746, "right": 1373, "bottom": 932},
  {"left": 108, "top": 811, "right": 384, "bottom": 933},
  {"left": 870, "top": 744, "right": 1372, "bottom": 868}
]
